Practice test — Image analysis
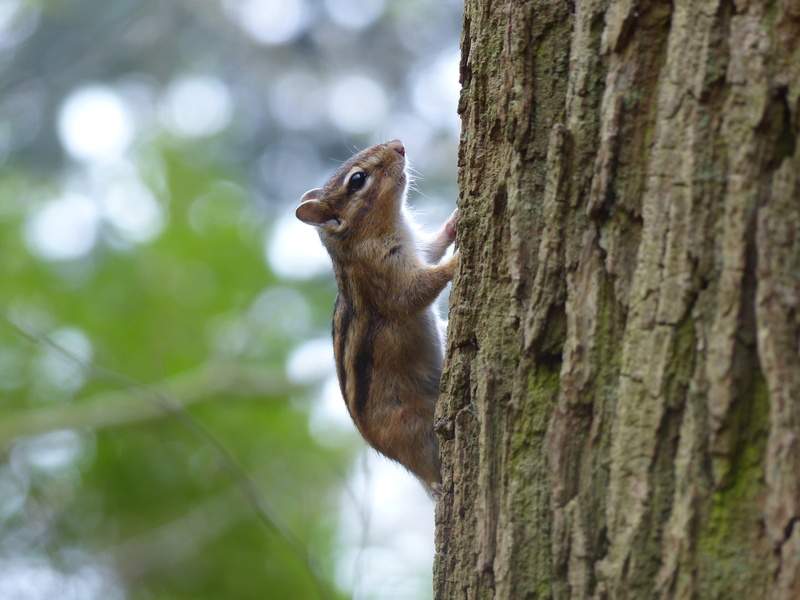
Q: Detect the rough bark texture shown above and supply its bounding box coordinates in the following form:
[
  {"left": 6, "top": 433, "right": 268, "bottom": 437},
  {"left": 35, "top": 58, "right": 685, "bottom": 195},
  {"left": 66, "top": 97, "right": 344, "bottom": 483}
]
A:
[{"left": 434, "top": 0, "right": 800, "bottom": 599}]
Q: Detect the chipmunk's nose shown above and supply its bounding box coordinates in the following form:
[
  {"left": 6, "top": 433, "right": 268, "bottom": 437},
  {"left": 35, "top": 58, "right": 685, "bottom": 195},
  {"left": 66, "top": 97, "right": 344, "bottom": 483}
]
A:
[{"left": 389, "top": 139, "right": 405, "bottom": 156}]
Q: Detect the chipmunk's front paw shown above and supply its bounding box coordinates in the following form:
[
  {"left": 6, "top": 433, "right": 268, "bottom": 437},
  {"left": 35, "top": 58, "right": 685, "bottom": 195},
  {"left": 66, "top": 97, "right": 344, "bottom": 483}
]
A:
[
  {"left": 429, "top": 481, "right": 443, "bottom": 501},
  {"left": 444, "top": 209, "right": 457, "bottom": 244},
  {"left": 443, "top": 251, "right": 458, "bottom": 279}
]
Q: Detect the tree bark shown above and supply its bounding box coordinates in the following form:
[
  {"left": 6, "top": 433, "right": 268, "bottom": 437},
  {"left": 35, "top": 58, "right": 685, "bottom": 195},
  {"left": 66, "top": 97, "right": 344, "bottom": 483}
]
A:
[{"left": 434, "top": 0, "right": 800, "bottom": 599}]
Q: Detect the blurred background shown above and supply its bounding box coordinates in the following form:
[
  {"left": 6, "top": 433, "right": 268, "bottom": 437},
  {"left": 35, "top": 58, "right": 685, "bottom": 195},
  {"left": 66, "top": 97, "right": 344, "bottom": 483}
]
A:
[{"left": 0, "top": 0, "right": 463, "bottom": 598}]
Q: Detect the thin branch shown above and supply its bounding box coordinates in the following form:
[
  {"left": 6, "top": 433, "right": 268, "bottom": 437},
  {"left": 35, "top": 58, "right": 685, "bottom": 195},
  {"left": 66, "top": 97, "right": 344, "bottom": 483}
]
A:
[{"left": 0, "top": 361, "right": 297, "bottom": 450}]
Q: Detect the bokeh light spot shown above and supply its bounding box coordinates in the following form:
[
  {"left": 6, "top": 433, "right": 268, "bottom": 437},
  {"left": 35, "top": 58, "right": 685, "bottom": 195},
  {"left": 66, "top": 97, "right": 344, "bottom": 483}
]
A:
[
  {"left": 222, "top": 0, "right": 309, "bottom": 45},
  {"left": 12, "top": 430, "right": 86, "bottom": 473},
  {"left": 57, "top": 86, "right": 134, "bottom": 163},
  {"left": 270, "top": 71, "right": 325, "bottom": 131},
  {"left": 412, "top": 49, "right": 461, "bottom": 129},
  {"left": 0, "top": 557, "right": 124, "bottom": 600},
  {"left": 160, "top": 75, "right": 233, "bottom": 138},
  {"left": 324, "top": 0, "right": 385, "bottom": 30},
  {"left": 100, "top": 177, "right": 164, "bottom": 244},
  {"left": 0, "top": 0, "right": 41, "bottom": 50},
  {"left": 286, "top": 337, "right": 333, "bottom": 384},
  {"left": 248, "top": 287, "right": 311, "bottom": 338},
  {"left": 35, "top": 327, "right": 93, "bottom": 396},
  {"left": 266, "top": 210, "right": 331, "bottom": 280},
  {"left": 327, "top": 75, "right": 388, "bottom": 134},
  {"left": 25, "top": 193, "right": 99, "bottom": 261}
]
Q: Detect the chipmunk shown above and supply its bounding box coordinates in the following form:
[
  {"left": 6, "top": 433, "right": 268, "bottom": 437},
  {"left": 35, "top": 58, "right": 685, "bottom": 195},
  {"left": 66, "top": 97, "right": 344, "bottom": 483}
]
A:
[{"left": 295, "top": 140, "right": 457, "bottom": 494}]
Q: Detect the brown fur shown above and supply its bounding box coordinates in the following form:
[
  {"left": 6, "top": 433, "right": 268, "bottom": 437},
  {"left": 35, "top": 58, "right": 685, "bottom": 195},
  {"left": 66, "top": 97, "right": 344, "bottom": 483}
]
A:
[{"left": 296, "top": 140, "right": 457, "bottom": 493}]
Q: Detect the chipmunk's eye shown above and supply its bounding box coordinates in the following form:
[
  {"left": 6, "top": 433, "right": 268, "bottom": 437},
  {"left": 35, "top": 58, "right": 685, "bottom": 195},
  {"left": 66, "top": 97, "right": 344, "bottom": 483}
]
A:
[{"left": 348, "top": 172, "right": 367, "bottom": 193}]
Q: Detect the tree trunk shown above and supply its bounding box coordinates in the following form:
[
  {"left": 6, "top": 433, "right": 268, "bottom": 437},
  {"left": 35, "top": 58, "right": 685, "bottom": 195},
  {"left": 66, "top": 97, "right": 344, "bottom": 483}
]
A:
[{"left": 434, "top": 0, "right": 800, "bottom": 598}]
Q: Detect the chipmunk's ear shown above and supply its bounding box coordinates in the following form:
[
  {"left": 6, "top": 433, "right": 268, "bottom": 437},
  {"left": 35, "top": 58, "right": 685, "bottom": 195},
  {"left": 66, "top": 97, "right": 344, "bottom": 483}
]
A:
[
  {"left": 296, "top": 190, "right": 338, "bottom": 227},
  {"left": 300, "top": 188, "right": 321, "bottom": 203}
]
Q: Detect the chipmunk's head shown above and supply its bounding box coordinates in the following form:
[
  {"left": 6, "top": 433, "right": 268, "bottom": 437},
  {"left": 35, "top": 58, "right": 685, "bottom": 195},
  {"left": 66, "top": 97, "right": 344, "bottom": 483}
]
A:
[{"left": 295, "top": 140, "right": 407, "bottom": 241}]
